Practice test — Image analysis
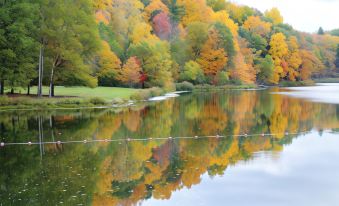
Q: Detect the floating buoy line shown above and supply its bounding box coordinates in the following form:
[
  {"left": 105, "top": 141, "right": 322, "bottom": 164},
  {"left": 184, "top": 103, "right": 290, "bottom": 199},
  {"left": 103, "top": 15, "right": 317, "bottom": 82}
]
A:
[{"left": 0, "top": 130, "right": 323, "bottom": 147}]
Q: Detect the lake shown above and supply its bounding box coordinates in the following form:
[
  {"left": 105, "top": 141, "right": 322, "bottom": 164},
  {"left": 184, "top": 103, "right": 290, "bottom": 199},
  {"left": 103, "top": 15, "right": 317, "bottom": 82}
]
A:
[{"left": 1, "top": 84, "right": 339, "bottom": 206}]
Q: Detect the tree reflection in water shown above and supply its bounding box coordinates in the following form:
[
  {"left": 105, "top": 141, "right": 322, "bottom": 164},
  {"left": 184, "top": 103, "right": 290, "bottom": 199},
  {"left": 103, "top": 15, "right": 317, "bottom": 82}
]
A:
[{"left": 1, "top": 89, "right": 339, "bottom": 205}]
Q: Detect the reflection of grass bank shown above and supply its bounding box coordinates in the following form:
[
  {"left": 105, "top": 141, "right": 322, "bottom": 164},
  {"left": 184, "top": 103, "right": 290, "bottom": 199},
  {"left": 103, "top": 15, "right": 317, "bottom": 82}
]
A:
[
  {"left": 175, "top": 81, "right": 258, "bottom": 92},
  {"left": 193, "top": 84, "right": 258, "bottom": 91},
  {"left": 0, "top": 96, "right": 114, "bottom": 110},
  {"left": 279, "top": 80, "right": 315, "bottom": 87}
]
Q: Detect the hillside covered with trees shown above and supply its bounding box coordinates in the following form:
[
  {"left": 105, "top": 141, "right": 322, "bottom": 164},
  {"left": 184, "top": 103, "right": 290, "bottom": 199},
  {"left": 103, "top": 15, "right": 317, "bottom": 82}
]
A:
[{"left": 1, "top": 0, "right": 339, "bottom": 96}]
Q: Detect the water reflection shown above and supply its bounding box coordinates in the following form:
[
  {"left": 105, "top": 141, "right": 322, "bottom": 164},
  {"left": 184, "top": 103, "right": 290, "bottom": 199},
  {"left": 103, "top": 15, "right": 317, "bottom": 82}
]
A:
[{"left": 0, "top": 89, "right": 339, "bottom": 205}]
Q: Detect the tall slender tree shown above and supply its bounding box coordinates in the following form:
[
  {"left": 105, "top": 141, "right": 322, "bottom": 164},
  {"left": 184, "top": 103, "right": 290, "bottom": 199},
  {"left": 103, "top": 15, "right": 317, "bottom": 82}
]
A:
[
  {"left": 39, "top": 0, "right": 100, "bottom": 97},
  {"left": 335, "top": 44, "right": 339, "bottom": 70}
]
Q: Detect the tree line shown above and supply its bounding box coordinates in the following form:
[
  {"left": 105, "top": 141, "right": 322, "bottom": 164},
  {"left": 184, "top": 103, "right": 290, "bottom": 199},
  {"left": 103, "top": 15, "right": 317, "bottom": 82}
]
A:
[{"left": 1, "top": 0, "right": 339, "bottom": 96}]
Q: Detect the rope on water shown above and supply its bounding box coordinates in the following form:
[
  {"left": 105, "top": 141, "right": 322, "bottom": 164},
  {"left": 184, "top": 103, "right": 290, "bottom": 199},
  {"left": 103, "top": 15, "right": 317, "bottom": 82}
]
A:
[{"left": 0, "top": 131, "right": 315, "bottom": 147}]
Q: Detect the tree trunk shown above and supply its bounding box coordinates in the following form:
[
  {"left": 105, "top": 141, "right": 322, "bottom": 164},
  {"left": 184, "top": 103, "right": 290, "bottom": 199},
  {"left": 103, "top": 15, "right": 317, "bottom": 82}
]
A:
[
  {"left": 0, "top": 80, "right": 4, "bottom": 95},
  {"left": 38, "top": 47, "right": 41, "bottom": 96},
  {"left": 10, "top": 88, "right": 14, "bottom": 94},
  {"left": 38, "top": 46, "right": 44, "bottom": 97},
  {"left": 49, "top": 66, "right": 55, "bottom": 98},
  {"left": 27, "top": 84, "right": 30, "bottom": 95},
  {"left": 51, "top": 83, "right": 55, "bottom": 97}
]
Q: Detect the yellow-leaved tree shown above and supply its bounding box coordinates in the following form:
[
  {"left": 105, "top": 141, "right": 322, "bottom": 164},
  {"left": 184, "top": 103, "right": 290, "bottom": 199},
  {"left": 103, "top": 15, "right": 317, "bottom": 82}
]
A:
[
  {"left": 177, "top": 0, "right": 213, "bottom": 26},
  {"left": 299, "top": 50, "right": 324, "bottom": 80},
  {"left": 264, "top": 8, "right": 283, "bottom": 25},
  {"left": 93, "top": 0, "right": 111, "bottom": 10},
  {"left": 286, "top": 36, "right": 302, "bottom": 81},
  {"left": 97, "top": 41, "right": 122, "bottom": 85},
  {"left": 243, "top": 16, "right": 272, "bottom": 37},
  {"left": 130, "top": 22, "right": 158, "bottom": 44},
  {"left": 269, "top": 33, "right": 289, "bottom": 84},
  {"left": 231, "top": 39, "right": 257, "bottom": 84}
]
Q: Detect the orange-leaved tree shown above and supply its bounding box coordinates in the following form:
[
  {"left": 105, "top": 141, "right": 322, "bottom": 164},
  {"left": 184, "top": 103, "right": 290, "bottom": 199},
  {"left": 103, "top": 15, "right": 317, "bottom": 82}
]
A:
[
  {"left": 197, "top": 29, "right": 228, "bottom": 80},
  {"left": 120, "top": 57, "right": 142, "bottom": 87}
]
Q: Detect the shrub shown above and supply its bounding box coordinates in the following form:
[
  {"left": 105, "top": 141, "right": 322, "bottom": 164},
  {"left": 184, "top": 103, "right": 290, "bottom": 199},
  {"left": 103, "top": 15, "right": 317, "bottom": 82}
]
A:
[
  {"left": 179, "top": 61, "right": 205, "bottom": 84},
  {"left": 112, "top": 98, "right": 125, "bottom": 105},
  {"left": 88, "top": 97, "right": 107, "bottom": 105},
  {"left": 130, "top": 87, "right": 165, "bottom": 101},
  {"left": 229, "top": 79, "right": 243, "bottom": 85},
  {"left": 0, "top": 96, "right": 10, "bottom": 106},
  {"left": 175, "top": 81, "right": 194, "bottom": 91},
  {"left": 216, "top": 71, "right": 230, "bottom": 86},
  {"left": 149, "top": 87, "right": 164, "bottom": 97}
]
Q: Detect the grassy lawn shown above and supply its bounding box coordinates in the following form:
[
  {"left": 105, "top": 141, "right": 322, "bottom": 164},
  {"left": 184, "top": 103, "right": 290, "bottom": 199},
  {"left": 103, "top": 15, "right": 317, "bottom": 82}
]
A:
[{"left": 6, "top": 86, "right": 140, "bottom": 100}]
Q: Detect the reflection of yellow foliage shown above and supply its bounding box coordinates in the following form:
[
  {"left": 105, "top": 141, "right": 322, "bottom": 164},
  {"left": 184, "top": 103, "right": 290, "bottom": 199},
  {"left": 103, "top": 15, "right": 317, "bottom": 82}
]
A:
[
  {"left": 270, "top": 96, "right": 288, "bottom": 139},
  {"left": 92, "top": 195, "right": 119, "bottom": 206},
  {"left": 153, "top": 181, "right": 180, "bottom": 200},
  {"left": 210, "top": 139, "right": 240, "bottom": 166},
  {"left": 144, "top": 162, "right": 165, "bottom": 185},
  {"left": 243, "top": 137, "right": 272, "bottom": 153},
  {"left": 96, "top": 156, "right": 114, "bottom": 195},
  {"left": 123, "top": 110, "right": 141, "bottom": 132},
  {"left": 96, "top": 114, "right": 122, "bottom": 139},
  {"left": 199, "top": 95, "right": 228, "bottom": 135}
]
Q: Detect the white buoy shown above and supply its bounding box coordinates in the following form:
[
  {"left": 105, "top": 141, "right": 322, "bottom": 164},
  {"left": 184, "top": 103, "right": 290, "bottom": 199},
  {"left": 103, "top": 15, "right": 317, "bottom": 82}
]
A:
[
  {"left": 127, "top": 138, "right": 131, "bottom": 142},
  {"left": 194, "top": 136, "right": 198, "bottom": 139},
  {"left": 0, "top": 142, "right": 4, "bottom": 147},
  {"left": 104, "top": 139, "right": 108, "bottom": 142},
  {"left": 149, "top": 137, "right": 153, "bottom": 140},
  {"left": 28, "top": 142, "right": 32, "bottom": 145},
  {"left": 216, "top": 135, "right": 220, "bottom": 138},
  {"left": 168, "top": 136, "right": 173, "bottom": 140},
  {"left": 285, "top": 132, "right": 289, "bottom": 135},
  {"left": 261, "top": 133, "right": 265, "bottom": 137},
  {"left": 83, "top": 140, "right": 87, "bottom": 144},
  {"left": 244, "top": 134, "right": 248, "bottom": 137},
  {"left": 57, "top": 141, "right": 61, "bottom": 145}
]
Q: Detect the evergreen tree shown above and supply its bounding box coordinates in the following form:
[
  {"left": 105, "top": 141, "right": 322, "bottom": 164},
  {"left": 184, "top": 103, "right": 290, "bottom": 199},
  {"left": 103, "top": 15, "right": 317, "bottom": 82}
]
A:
[
  {"left": 335, "top": 44, "right": 339, "bottom": 70},
  {"left": 318, "top": 27, "right": 325, "bottom": 35}
]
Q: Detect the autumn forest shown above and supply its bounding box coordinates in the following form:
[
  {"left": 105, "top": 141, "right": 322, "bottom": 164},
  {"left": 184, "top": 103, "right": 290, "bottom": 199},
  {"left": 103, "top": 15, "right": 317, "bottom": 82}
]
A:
[{"left": 1, "top": 0, "right": 339, "bottom": 96}]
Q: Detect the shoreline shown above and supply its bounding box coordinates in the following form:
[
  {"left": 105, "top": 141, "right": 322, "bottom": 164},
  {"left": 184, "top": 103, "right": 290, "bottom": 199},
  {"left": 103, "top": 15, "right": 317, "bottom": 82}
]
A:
[{"left": 1, "top": 82, "right": 328, "bottom": 111}]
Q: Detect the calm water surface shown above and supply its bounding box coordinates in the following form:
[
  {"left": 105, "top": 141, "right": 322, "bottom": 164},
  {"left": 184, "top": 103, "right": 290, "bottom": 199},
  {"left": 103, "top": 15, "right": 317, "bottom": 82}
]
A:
[{"left": 1, "top": 84, "right": 339, "bottom": 205}]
